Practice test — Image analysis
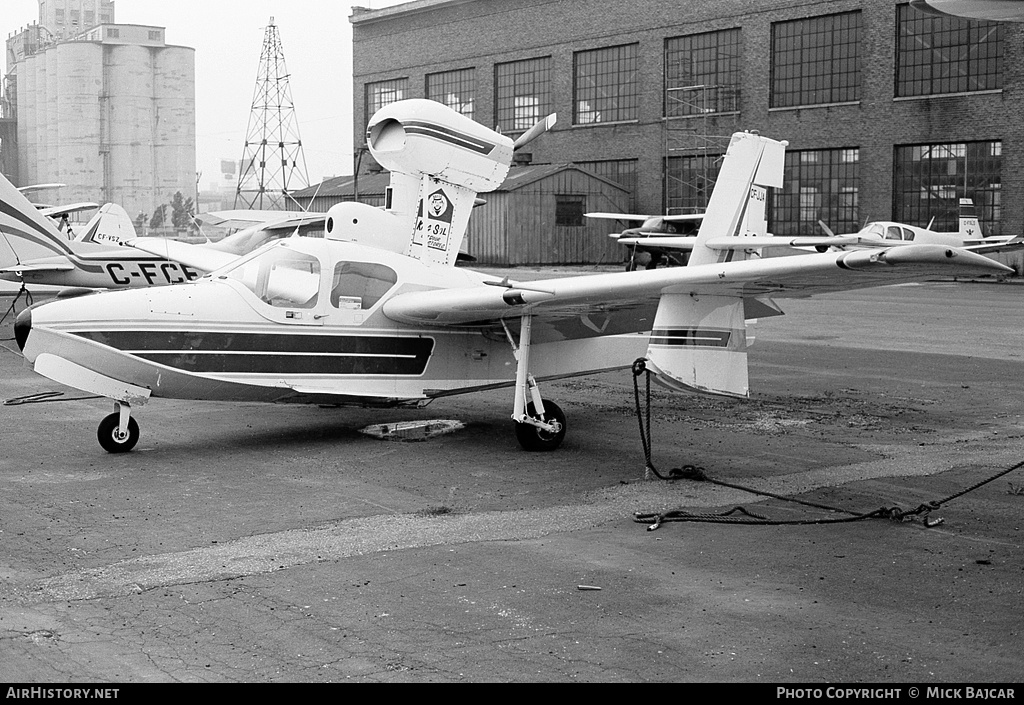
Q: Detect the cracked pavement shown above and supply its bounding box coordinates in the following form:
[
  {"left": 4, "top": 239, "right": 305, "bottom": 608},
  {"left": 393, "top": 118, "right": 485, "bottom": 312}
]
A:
[{"left": 1, "top": 282, "right": 1023, "bottom": 682}]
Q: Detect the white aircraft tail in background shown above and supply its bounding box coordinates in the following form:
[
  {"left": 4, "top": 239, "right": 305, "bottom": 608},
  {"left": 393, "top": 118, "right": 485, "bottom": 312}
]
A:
[{"left": 75, "top": 203, "right": 137, "bottom": 245}]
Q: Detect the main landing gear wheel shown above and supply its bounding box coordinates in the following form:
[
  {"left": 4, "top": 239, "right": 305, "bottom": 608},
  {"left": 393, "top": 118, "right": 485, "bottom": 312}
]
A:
[
  {"left": 97, "top": 412, "right": 140, "bottom": 453},
  {"left": 513, "top": 400, "right": 567, "bottom": 452}
]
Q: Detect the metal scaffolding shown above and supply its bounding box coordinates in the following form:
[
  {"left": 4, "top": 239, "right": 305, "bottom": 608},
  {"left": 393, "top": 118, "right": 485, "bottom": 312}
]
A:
[
  {"left": 235, "top": 17, "right": 310, "bottom": 210},
  {"left": 663, "top": 84, "right": 739, "bottom": 215}
]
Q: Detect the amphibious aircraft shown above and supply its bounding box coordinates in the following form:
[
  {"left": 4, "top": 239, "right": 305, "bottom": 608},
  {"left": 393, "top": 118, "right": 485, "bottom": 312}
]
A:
[{"left": 13, "top": 99, "right": 1012, "bottom": 454}]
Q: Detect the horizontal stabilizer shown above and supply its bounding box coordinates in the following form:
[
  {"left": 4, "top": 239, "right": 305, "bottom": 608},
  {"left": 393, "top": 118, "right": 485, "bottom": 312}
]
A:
[{"left": 1, "top": 262, "right": 76, "bottom": 273}]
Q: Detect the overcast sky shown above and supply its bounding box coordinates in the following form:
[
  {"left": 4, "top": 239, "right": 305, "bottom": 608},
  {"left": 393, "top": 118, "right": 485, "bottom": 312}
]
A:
[{"left": 3, "top": 0, "right": 405, "bottom": 190}]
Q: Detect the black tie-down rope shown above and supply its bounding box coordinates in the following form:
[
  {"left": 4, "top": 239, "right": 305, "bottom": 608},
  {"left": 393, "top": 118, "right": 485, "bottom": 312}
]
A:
[
  {"left": 0, "top": 284, "right": 33, "bottom": 332},
  {"left": 630, "top": 357, "right": 1024, "bottom": 531}
]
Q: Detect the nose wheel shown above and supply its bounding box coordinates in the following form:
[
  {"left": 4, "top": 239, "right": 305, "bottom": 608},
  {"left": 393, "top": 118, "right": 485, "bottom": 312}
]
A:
[{"left": 97, "top": 407, "right": 140, "bottom": 453}]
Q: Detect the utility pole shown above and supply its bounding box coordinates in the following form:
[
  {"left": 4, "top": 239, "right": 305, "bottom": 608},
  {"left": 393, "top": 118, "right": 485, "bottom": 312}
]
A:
[{"left": 234, "top": 17, "right": 310, "bottom": 210}]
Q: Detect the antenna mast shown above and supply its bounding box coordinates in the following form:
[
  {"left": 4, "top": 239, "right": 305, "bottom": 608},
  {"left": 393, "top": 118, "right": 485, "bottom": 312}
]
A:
[{"left": 235, "top": 17, "right": 310, "bottom": 210}]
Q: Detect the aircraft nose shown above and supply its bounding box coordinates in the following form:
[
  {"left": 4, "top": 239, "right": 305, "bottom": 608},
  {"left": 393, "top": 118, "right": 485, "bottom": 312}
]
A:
[{"left": 14, "top": 307, "right": 31, "bottom": 352}]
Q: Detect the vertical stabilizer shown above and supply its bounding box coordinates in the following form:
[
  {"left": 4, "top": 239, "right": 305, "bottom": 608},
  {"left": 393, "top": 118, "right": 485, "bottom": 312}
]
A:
[
  {"left": 75, "top": 203, "right": 137, "bottom": 245},
  {"left": 687, "top": 132, "right": 786, "bottom": 267},
  {"left": 958, "top": 198, "right": 983, "bottom": 238},
  {"left": 645, "top": 294, "right": 749, "bottom": 397}
]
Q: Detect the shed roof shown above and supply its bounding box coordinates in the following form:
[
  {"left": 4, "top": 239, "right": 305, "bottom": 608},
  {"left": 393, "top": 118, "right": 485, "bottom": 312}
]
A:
[{"left": 292, "top": 163, "right": 629, "bottom": 201}]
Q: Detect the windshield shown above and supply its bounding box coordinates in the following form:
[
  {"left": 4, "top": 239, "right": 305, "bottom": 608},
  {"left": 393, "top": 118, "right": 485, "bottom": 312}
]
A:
[{"left": 221, "top": 245, "right": 320, "bottom": 308}]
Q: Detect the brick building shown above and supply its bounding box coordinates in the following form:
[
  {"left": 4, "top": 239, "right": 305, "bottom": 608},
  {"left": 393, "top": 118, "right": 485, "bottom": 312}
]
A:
[{"left": 351, "top": 0, "right": 1022, "bottom": 250}]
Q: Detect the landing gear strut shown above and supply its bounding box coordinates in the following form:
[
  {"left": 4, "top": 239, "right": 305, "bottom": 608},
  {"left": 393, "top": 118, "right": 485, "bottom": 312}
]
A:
[
  {"left": 97, "top": 402, "right": 139, "bottom": 453},
  {"left": 505, "top": 315, "right": 566, "bottom": 451}
]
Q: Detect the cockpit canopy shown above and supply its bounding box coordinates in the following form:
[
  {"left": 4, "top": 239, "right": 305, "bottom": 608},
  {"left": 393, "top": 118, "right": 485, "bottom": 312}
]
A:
[
  {"left": 216, "top": 242, "right": 398, "bottom": 313},
  {"left": 861, "top": 223, "right": 916, "bottom": 241}
]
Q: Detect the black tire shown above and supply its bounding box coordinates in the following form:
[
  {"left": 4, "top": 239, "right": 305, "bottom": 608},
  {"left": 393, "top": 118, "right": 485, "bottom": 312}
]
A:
[
  {"left": 513, "top": 400, "right": 566, "bottom": 451},
  {"left": 97, "top": 412, "right": 140, "bottom": 453}
]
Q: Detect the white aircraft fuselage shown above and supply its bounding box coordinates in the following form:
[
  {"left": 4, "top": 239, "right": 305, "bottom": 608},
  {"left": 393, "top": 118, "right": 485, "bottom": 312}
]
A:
[{"left": 16, "top": 238, "right": 650, "bottom": 408}]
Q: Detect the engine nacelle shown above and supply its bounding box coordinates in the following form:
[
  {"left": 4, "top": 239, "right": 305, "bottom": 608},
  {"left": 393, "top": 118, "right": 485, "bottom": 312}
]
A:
[
  {"left": 366, "top": 99, "right": 514, "bottom": 194},
  {"left": 324, "top": 201, "right": 410, "bottom": 254}
]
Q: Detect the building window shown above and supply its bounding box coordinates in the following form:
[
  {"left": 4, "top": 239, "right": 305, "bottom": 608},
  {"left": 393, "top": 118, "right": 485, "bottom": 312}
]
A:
[
  {"left": 665, "top": 28, "right": 741, "bottom": 117},
  {"left": 426, "top": 68, "right": 475, "bottom": 119},
  {"left": 772, "top": 148, "right": 859, "bottom": 237},
  {"left": 896, "top": 3, "right": 1002, "bottom": 97},
  {"left": 664, "top": 153, "right": 723, "bottom": 215},
  {"left": 555, "top": 196, "right": 586, "bottom": 227},
  {"left": 574, "top": 44, "right": 639, "bottom": 125},
  {"left": 106, "top": 27, "right": 119, "bottom": 38},
  {"left": 365, "top": 78, "right": 409, "bottom": 127},
  {"left": 771, "top": 11, "right": 861, "bottom": 108},
  {"left": 148, "top": 30, "right": 162, "bottom": 41},
  {"left": 575, "top": 159, "right": 638, "bottom": 210},
  {"left": 894, "top": 141, "right": 1002, "bottom": 235},
  {"left": 55, "top": 9, "right": 65, "bottom": 24},
  {"left": 495, "top": 57, "right": 552, "bottom": 133},
  {"left": 85, "top": 11, "right": 95, "bottom": 26}
]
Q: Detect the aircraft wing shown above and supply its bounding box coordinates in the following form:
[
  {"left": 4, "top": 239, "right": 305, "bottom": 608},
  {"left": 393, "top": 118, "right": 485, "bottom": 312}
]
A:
[
  {"left": 260, "top": 213, "right": 327, "bottom": 231},
  {"left": 615, "top": 234, "right": 873, "bottom": 251},
  {"left": 961, "top": 233, "right": 1024, "bottom": 254},
  {"left": 126, "top": 238, "right": 238, "bottom": 273},
  {"left": 39, "top": 202, "right": 100, "bottom": 218},
  {"left": 196, "top": 210, "right": 323, "bottom": 230},
  {"left": 384, "top": 244, "right": 1012, "bottom": 329},
  {"left": 587, "top": 212, "right": 704, "bottom": 222}
]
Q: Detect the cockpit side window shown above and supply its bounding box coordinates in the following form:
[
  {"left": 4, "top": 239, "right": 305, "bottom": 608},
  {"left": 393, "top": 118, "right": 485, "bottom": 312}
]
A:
[
  {"left": 222, "top": 247, "right": 320, "bottom": 309},
  {"left": 331, "top": 262, "right": 398, "bottom": 310},
  {"left": 885, "top": 226, "right": 903, "bottom": 241},
  {"left": 902, "top": 228, "right": 915, "bottom": 241}
]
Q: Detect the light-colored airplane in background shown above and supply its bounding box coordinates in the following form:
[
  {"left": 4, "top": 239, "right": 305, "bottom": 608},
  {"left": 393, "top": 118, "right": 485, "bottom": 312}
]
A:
[
  {"left": 11, "top": 99, "right": 1012, "bottom": 455},
  {"left": 584, "top": 211, "right": 704, "bottom": 269},
  {"left": 592, "top": 196, "right": 1022, "bottom": 263},
  {"left": 0, "top": 177, "right": 204, "bottom": 289},
  {"left": 0, "top": 175, "right": 329, "bottom": 289},
  {"left": 816, "top": 199, "right": 1024, "bottom": 254}
]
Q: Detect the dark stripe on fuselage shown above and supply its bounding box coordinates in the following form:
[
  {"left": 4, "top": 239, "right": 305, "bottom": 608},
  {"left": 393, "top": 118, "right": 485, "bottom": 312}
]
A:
[
  {"left": 71, "top": 330, "right": 435, "bottom": 376},
  {"left": 648, "top": 328, "right": 732, "bottom": 348}
]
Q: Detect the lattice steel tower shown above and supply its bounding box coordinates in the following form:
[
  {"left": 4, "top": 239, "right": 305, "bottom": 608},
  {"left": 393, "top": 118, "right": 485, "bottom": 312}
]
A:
[{"left": 235, "top": 17, "right": 310, "bottom": 210}]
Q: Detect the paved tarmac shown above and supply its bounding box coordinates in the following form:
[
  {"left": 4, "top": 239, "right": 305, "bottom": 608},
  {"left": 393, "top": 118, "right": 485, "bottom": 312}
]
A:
[{"left": 0, "top": 279, "right": 1022, "bottom": 683}]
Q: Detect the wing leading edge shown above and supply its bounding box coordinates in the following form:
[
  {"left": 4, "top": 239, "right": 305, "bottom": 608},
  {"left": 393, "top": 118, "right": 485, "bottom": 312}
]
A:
[{"left": 385, "top": 244, "right": 1011, "bottom": 328}]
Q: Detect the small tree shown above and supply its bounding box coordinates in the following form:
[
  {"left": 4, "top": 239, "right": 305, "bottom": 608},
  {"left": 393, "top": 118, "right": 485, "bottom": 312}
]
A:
[
  {"left": 149, "top": 204, "right": 168, "bottom": 229},
  {"left": 170, "top": 191, "right": 196, "bottom": 232}
]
